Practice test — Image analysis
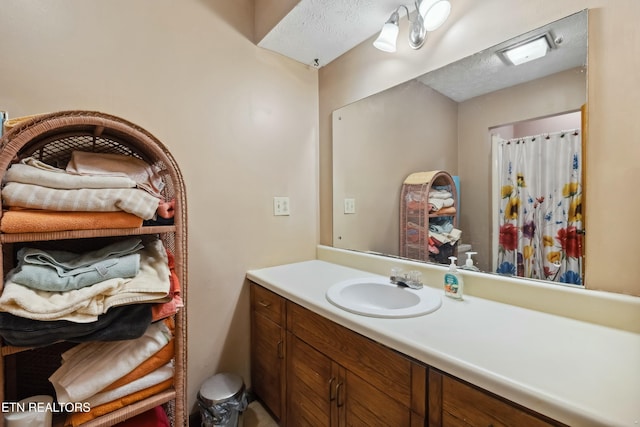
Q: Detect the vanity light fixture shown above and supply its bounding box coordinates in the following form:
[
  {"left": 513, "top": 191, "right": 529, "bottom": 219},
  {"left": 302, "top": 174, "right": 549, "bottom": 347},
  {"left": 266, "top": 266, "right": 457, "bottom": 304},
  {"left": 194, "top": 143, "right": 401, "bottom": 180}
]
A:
[
  {"left": 373, "top": 0, "right": 451, "bottom": 52},
  {"left": 418, "top": 0, "right": 452, "bottom": 31},
  {"left": 499, "top": 33, "right": 555, "bottom": 66}
]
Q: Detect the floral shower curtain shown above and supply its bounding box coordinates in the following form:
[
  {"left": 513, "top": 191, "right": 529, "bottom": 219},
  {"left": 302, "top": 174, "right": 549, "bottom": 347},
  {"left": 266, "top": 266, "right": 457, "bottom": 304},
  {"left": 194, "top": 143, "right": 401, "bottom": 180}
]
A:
[{"left": 495, "top": 130, "right": 583, "bottom": 285}]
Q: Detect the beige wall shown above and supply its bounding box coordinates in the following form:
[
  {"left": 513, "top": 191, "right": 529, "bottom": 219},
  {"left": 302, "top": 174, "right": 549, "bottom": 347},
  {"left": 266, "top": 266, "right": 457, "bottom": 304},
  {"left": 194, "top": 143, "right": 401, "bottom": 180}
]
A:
[
  {"left": 319, "top": 0, "right": 640, "bottom": 296},
  {"left": 0, "top": 0, "right": 319, "bottom": 412},
  {"left": 333, "top": 80, "right": 457, "bottom": 256}
]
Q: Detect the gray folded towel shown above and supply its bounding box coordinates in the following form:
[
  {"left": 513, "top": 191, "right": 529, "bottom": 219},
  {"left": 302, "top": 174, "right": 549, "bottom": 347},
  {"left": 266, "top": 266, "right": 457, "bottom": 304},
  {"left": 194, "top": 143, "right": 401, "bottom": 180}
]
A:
[{"left": 8, "top": 238, "right": 143, "bottom": 291}]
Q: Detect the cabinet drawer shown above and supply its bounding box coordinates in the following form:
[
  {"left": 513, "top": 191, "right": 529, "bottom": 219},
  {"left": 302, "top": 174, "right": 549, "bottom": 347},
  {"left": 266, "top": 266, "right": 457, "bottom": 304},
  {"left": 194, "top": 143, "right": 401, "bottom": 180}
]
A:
[
  {"left": 439, "top": 373, "right": 560, "bottom": 427},
  {"left": 251, "top": 283, "right": 285, "bottom": 325}
]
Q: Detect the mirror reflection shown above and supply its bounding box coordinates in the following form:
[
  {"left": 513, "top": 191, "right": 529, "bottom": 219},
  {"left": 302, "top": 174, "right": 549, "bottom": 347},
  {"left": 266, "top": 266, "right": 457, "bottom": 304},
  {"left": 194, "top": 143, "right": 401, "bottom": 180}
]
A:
[{"left": 332, "top": 10, "right": 587, "bottom": 285}]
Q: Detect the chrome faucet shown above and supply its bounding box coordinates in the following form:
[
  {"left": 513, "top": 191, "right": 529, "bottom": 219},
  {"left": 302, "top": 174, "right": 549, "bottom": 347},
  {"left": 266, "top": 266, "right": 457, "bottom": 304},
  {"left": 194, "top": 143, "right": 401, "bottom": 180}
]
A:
[{"left": 390, "top": 269, "right": 423, "bottom": 289}]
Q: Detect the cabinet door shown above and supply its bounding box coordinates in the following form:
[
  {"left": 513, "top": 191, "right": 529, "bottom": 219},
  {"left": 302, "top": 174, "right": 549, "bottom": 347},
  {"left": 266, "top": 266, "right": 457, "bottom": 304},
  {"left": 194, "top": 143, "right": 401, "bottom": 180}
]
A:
[
  {"left": 430, "top": 370, "right": 560, "bottom": 427},
  {"left": 287, "top": 334, "right": 336, "bottom": 426},
  {"left": 250, "top": 284, "right": 286, "bottom": 421},
  {"left": 344, "top": 370, "right": 411, "bottom": 427}
]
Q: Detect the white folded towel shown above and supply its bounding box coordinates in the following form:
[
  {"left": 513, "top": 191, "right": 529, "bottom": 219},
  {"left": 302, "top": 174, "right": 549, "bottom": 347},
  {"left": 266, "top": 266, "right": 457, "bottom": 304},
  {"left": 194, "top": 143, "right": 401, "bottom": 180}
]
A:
[
  {"left": 49, "top": 321, "right": 171, "bottom": 403},
  {"left": 428, "top": 197, "right": 454, "bottom": 211},
  {"left": 86, "top": 362, "right": 173, "bottom": 407},
  {"left": 66, "top": 151, "right": 165, "bottom": 198},
  {"left": 4, "top": 159, "right": 137, "bottom": 189},
  {"left": 428, "top": 190, "right": 453, "bottom": 199}
]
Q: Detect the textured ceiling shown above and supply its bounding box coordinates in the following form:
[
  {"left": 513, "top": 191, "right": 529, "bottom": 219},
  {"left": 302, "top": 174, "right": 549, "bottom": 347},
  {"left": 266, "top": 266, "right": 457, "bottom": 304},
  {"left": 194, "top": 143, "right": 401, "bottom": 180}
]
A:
[
  {"left": 257, "top": 0, "right": 413, "bottom": 67},
  {"left": 258, "top": 2, "right": 587, "bottom": 102},
  {"left": 418, "top": 10, "right": 588, "bottom": 101}
]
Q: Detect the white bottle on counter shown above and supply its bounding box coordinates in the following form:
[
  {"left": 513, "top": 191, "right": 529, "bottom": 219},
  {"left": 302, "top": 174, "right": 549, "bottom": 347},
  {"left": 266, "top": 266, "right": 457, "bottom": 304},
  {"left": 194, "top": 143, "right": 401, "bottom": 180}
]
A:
[{"left": 444, "top": 256, "right": 464, "bottom": 300}]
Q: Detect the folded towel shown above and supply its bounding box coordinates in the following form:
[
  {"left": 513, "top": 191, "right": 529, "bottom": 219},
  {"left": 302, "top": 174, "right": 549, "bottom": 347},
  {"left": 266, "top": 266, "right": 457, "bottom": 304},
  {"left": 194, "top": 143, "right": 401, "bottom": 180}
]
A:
[
  {"left": 8, "top": 253, "right": 139, "bottom": 292},
  {"left": 49, "top": 320, "right": 171, "bottom": 403},
  {"left": 103, "top": 339, "right": 175, "bottom": 391},
  {"left": 428, "top": 190, "right": 453, "bottom": 199},
  {"left": 152, "top": 251, "right": 183, "bottom": 321},
  {"left": 430, "top": 227, "right": 462, "bottom": 245},
  {"left": 0, "top": 239, "right": 171, "bottom": 322},
  {"left": 16, "top": 237, "right": 142, "bottom": 276},
  {"left": 87, "top": 362, "right": 174, "bottom": 408},
  {"left": 65, "top": 378, "right": 173, "bottom": 427},
  {"left": 4, "top": 159, "right": 137, "bottom": 189},
  {"left": 0, "top": 304, "right": 152, "bottom": 347},
  {"left": 66, "top": 151, "right": 165, "bottom": 198},
  {"left": 0, "top": 209, "right": 143, "bottom": 233},
  {"left": 2, "top": 182, "right": 159, "bottom": 219},
  {"left": 428, "top": 197, "right": 454, "bottom": 212}
]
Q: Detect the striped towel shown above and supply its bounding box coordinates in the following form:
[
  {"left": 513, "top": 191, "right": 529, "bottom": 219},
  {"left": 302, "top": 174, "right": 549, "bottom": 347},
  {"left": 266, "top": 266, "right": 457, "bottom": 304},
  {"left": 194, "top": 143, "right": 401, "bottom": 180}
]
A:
[{"left": 2, "top": 182, "right": 159, "bottom": 219}]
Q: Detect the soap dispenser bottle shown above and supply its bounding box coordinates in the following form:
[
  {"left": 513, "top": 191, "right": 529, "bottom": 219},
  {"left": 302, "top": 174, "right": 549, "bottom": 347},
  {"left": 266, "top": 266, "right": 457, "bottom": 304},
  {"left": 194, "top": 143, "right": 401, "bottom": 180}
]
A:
[
  {"left": 461, "top": 252, "right": 480, "bottom": 272},
  {"left": 444, "top": 256, "right": 464, "bottom": 300}
]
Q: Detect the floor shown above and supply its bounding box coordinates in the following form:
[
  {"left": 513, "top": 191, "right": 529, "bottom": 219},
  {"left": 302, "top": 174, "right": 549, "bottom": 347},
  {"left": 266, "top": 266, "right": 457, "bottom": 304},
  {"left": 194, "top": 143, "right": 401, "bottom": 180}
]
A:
[{"left": 240, "top": 401, "right": 278, "bottom": 427}]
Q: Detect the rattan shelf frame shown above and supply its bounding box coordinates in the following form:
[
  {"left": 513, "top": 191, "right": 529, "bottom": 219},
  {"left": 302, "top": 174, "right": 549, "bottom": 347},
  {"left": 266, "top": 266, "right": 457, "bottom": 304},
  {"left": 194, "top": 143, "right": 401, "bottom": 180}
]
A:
[{"left": 0, "top": 111, "right": 188, "bottom": 427}]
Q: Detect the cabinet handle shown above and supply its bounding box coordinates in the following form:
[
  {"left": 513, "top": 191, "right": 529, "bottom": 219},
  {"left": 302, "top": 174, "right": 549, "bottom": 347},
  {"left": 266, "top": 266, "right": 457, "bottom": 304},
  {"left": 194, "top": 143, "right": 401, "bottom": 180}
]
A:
[
  {"left": 258, "top": 300, "right": 271, "bottom": 308},
  {"left": 336, "top": 382, "right": 345, "bottom": 407},
  {"left": 328, "top": 377, "right": 336, "bottom": 401},
  {"left": 277, "top": 340, "right": 284, "bottom": 359}
]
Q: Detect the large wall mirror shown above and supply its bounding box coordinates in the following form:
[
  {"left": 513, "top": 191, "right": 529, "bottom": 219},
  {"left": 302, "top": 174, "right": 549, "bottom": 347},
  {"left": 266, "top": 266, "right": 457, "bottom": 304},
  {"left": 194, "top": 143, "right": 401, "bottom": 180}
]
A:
[{"left": 332, "top": 10, "right": 588, "bottom": 286}]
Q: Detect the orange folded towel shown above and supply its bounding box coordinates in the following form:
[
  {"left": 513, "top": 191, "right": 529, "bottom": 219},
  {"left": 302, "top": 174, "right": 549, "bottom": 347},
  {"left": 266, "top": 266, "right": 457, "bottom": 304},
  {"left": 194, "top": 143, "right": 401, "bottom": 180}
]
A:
[
  {"left": 0, "top": 209, "right": 143, "bottom": 233},
  {"left": 152, "top": 251, "right": 183, "bottom": 321},
  {"left": 103, "top": 339, "right": 175, "bottom": 391},
  {"left": 65, "top": 378, "right": 173, "bottom": 427}
]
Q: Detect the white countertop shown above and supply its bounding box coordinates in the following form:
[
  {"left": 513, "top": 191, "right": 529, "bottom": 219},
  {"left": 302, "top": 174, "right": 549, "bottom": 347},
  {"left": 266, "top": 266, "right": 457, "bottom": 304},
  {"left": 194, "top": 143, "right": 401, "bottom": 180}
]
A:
[{"left": 247, "top": 259, "right": 640, "bottom": 427}]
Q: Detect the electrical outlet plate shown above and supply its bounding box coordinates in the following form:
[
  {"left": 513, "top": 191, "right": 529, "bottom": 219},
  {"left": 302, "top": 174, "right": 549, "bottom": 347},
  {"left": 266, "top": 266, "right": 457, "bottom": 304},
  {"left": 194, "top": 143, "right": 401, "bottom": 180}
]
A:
[
  {"left": 273, "top": 197, "right": 290, "bottom": 216},
  {"left": 344, "top": 198, "right": 356, "bottom": 214}
]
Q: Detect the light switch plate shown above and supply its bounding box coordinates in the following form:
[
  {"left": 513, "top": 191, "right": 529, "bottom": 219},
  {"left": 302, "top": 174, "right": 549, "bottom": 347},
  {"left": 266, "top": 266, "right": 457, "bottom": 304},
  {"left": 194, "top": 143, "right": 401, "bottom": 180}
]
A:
[
  {"left": 273, "top": 197, "right": 290, "bottom": 216},
  {"left": 344, "top": 198, "right": 356, "bottom": 214}
]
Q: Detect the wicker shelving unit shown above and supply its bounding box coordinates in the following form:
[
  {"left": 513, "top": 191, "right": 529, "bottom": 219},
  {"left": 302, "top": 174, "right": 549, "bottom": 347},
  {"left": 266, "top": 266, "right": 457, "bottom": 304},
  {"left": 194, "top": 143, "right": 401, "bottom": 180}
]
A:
[
  {"left": 400, "top": 170, "right": 458, "bottom": 263},
  {"left": 0, "top": 111, "right": 187, "bottom": 427}
]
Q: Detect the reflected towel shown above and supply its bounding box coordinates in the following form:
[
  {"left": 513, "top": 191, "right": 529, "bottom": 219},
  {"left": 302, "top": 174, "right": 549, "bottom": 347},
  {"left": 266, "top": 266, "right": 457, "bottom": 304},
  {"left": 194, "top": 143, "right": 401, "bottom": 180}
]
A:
[
  {"left": 49, "top": 320, "right": 171, "bottom": 403},
  {"left": 428, "top": 198, "right": 454, "bottom": 212},
  {"left": 0, "top": 209, "right": 143, "bottom": 233},
  {"left": 2, "top": 182, "right": 159, "bottom": 219},
  {"left": 428, "top": 190, "right": 453, "bottom": 199}
]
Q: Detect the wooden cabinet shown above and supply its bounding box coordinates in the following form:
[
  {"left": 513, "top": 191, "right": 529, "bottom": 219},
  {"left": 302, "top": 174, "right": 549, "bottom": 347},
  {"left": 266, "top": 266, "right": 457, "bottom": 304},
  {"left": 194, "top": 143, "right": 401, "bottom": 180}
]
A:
[
  {"left": 428, "top": 370, "right": 564, "bottom": 427},
  {"left": 250, "top": 284, "right": 286, "bottom": 423},
  {"left": 249, "top": 282, "right": 425, "bottom": 427},
  {"left": 0, "top": 112, "right": 187, "bottom": 427},
  {"left": 286, "top": 300, "right": 425, "bottom": 427},
  {"left": 249, "top": 282, "right": 563, "bottom": 427}
]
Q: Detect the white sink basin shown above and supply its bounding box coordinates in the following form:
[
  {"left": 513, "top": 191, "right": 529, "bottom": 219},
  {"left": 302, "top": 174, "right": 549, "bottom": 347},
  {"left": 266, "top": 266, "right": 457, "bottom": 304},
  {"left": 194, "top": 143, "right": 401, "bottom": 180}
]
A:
[{"left": 326, "top": 277, "right": 442, "bottom": 318}]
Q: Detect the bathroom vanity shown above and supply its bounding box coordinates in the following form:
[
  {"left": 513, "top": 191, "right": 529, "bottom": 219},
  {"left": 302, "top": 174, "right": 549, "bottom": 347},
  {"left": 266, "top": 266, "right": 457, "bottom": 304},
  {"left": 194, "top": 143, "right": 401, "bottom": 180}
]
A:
[{"left": 247, "top": 258, "right": 640, "bottom": 427}]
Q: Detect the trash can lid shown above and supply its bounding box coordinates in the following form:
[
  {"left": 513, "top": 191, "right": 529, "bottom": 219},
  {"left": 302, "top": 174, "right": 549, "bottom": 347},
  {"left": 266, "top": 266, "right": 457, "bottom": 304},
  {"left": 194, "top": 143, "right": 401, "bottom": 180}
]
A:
[{"left": 199, "top": 372, "right": 245, "bottom": 405}]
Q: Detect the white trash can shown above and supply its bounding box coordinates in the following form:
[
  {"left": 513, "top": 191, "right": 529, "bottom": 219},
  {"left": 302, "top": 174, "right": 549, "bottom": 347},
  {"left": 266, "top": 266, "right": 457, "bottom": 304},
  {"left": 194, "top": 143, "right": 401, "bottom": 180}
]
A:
[{"left": 198, "top": 372, "right": 247, "bottom": 427}]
